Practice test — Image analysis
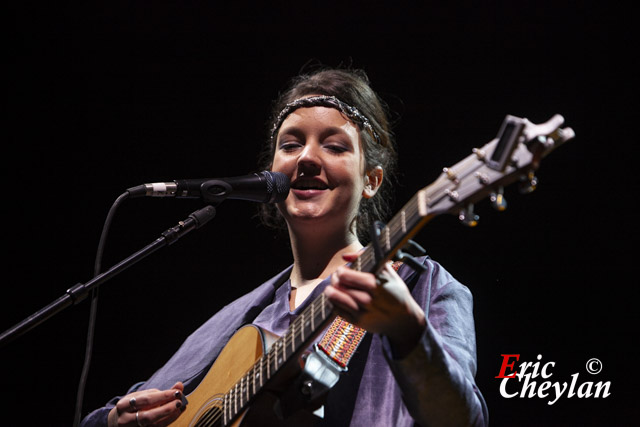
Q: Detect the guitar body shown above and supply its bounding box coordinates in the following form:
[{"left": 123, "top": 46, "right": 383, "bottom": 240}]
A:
[
  {"left": 174, "top": 325, "right": 268, "bottom": 427},
  {"left": 173, "top": 325, "right": 313, "bottom": 427}
]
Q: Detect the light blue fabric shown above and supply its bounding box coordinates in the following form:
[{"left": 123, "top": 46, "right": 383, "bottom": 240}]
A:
[{"left": 81, "top": 257, "right": 488, "bottom": 426}]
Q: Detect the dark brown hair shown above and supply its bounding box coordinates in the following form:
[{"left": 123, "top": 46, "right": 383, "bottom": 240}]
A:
[{"left": 258, "top": 67, "right": 398, "bottom": 244}]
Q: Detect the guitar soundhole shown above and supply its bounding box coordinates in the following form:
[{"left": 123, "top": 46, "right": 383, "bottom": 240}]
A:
[{"left": 192, "top": 403, "right": 223, "bottom": 427}]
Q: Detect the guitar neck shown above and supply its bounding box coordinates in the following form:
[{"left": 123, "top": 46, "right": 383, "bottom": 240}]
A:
[{"left": 221, "top": 293, "right": 334, "bottom": 424}]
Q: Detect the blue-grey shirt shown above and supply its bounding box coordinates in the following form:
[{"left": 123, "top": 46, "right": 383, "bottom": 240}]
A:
[{"left": 81, "top": 257, "right": 488, "bottom": 426}]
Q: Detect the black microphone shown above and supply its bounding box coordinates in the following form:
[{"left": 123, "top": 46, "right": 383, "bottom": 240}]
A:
[{"left": 127, "top": 171, "right": 290, "bottom": 204}]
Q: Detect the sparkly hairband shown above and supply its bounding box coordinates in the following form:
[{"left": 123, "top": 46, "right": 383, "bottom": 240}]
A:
[{"left": 270, "top": 95, "right": 381, "bottom": 146}]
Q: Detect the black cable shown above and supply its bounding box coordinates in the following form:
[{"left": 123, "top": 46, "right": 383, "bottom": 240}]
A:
[{"left": 73, "top": 191, "right": 129, "bottom": 427}]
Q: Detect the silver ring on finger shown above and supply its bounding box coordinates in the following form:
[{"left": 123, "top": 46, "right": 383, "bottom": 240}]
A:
[
  {"left": 129, "top": 397, "right": 137, "bottom": 411},
  {"left": 136, "top": 410, "right": 144, "bottom": 427}
]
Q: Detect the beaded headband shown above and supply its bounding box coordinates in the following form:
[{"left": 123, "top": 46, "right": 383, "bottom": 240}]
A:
[{"left": 270, "top": 95, "right": 381, "bottom": 147}]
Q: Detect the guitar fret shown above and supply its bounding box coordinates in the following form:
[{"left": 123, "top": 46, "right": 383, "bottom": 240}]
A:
[
  {"left": 233, "top": 383, "right": 238, "bottom": 417},
  {"left": 290, "top": 318, "right": 296, "bottom": 353},
  {"left": 282, "top": 335, "right": 288, "bottom": 362},
  {"left": 385, "top": 226, "right": 391, "bottom": 251},
  {"left": 418, "top": 190, "right": 428, "bottom": 216},
  {"left": 311, "top": 300, "right": 315, "bottom": 332},
  {"left": 240, "top": 379, "right": 245, "bottom": 408},
  {"left": 252, "top": 365, "right": 256, "bottom": 396},
  {"left": 222, "top": 393, "right": 227, "bottom": 425},
  {"left": 245, "top": 373, "right": 250, "bottom": 403},
  {"left": 239, "top": 376, "right": 244, "bottom": 408},
  {"left": 266, "top": 351, "right": 270, "bottom": 379},
  {"left": 240, "top": 375, "right": 245, "bottom": 406},
  {"left": 230, "top": 389, "right": 235, "bottom": 422}
]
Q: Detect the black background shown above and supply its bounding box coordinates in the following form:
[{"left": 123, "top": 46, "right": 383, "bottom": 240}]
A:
[{"left": 5, "top": 2, "right": 637, "bottom": 426}]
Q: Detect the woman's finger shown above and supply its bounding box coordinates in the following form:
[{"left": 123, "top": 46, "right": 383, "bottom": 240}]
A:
[
  {"left": 332, "top": 266, "right": 377, "bottom": 291},
  {"left": 325, "top": 284, "right": 360, "bottom": 313},
  {"left": 341, "top": 252, "right": 360, "bottom": 262},
  {"left": 120, "top": 390, "right": 179, "bottom": 413},
  {"left": 133, "top": 398, "right": 186, "bottom": 427},
  {"left": 115, "top": 390, "right": 156, "bottom": 414},
  {"left": 115, "top": 384, "right": 184, "bottom": 417}
]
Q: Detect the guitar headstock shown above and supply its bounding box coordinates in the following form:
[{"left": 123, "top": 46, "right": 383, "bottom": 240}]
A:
[
  {"left": 419, "top": 114, "right": 575, "bottom": 224},
  {"left": 353, "top": 113, "right": 574, "bottom": 274}
]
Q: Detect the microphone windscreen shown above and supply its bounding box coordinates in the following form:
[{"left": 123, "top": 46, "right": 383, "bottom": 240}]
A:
[{"left": 264, "top": 171, "right": 290, "bottom": 203}]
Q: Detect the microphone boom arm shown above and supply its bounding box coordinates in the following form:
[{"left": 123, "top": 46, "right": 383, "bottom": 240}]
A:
[{"left": 0, "top": 205, "right": 216, "bottom": 347}]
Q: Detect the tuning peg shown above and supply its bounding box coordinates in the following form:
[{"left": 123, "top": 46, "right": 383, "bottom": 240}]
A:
[
  {"left": 519, "top": 171, "right": 538, "bottom": 194},
  {"left": 459, "top": 204, "right": 479, "bottom": 227},
  {"left": 490, "top": 187, "right": 508, "bottom": 211}
]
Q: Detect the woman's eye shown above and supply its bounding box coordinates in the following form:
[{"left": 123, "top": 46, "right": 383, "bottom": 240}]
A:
[
  {"left": 279, "top": 142, "right": 301, "bottom": 151},
  {"left": 325, "top": 144, "right": 348, "bottom": 153}
]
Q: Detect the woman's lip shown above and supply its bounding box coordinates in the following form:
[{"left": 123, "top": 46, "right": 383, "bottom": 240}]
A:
[{"left": 291, "top": 188, "right": 328, "bottom": 198}]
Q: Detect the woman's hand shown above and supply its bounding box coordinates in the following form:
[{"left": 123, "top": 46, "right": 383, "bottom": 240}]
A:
[
  {"left": 107, "top": 382, "right": 186, "bottom": 427},
  {"left": 325, "top": 253, "right": 427, "bottom": 358}
]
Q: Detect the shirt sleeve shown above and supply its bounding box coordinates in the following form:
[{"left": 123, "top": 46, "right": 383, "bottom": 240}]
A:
[{"left": 382, "top": 258, "right": 489, "bottom": 427}]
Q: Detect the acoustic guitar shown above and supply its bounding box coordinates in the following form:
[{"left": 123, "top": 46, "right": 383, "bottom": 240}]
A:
[{"left": 174, "top": 114, "right": 575, "bottom": 426}]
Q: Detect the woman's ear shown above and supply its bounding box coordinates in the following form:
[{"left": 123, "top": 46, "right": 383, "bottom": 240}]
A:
[{"left": 362, "top": 166, "right": 384, "bottom": 199}]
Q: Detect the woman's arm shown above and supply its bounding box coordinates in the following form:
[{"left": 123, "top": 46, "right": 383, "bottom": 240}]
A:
[{"left": 325, "top": 256, "right": 488, "bottom": 427}]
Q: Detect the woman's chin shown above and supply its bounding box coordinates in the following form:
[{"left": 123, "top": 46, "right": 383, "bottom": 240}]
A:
[{"left": 284, "top": 209, "right": 334, "bottom": 229}]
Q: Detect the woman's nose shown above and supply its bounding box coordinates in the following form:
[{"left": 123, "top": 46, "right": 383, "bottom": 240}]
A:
[{"left": 297, "top": 143, "right": 322, "bottom": 173}]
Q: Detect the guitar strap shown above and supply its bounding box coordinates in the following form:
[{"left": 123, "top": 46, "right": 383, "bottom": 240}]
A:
[{"left": 316, "top": 261, "right": 403, "bottom": 369}]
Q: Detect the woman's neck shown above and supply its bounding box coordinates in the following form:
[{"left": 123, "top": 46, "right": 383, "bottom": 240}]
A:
[{"left": 287, "top": 224, "right": 363, "bottom": 289}]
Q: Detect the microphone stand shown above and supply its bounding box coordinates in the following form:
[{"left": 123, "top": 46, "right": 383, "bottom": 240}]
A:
[{"left": 0, "top": 204, "right": 216, "bottom": 347}]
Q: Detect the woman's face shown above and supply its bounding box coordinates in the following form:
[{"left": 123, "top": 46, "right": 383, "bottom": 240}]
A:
[{"left": 272, "top": 106, "right": 370, "bottom": 236}]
